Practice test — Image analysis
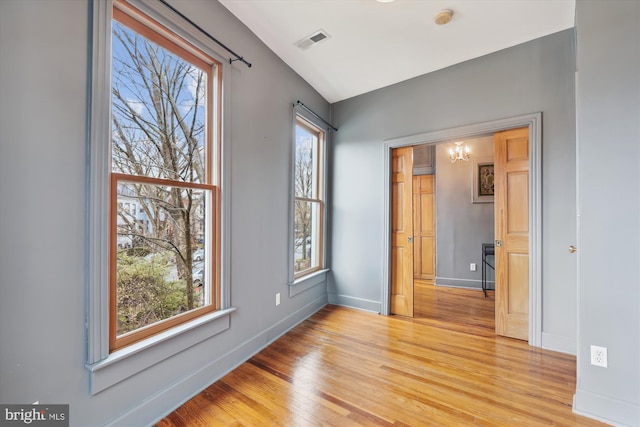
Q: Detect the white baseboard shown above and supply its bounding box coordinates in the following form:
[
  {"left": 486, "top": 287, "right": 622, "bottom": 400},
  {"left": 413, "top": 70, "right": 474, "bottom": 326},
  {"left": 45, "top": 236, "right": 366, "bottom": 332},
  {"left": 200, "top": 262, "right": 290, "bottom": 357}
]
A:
[
  {"left": 574, "top": 388, "right": 640, "bottom": 427},
  {"left": 435, "top": 277, "right": 494, "bottom": 290},
  {"left": 327, "top": 293, "right": 381, "bottom": 313},
  {"left": 106, "top": 295, "right": 328, "bottom": 427},
  {"left": 541, "top": 332, "right": 576, "bottom": 355}
]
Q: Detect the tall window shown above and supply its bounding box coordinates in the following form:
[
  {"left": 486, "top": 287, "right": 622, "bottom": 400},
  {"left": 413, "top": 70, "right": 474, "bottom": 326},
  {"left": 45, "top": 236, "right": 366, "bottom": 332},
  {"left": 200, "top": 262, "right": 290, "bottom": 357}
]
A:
[
  {"left": 293, "top": 116, "right": 325, "bottom": 277},
  {"left": 109, "top": 3, "right": 221, "bottom": 351}
]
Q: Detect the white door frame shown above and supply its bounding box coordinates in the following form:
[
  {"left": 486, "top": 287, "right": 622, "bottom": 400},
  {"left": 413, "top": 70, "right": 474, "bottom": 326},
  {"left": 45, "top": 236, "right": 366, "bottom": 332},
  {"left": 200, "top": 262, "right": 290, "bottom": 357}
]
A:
[{"left": 382, "top": 113, "right": 542, "bottom": 347}]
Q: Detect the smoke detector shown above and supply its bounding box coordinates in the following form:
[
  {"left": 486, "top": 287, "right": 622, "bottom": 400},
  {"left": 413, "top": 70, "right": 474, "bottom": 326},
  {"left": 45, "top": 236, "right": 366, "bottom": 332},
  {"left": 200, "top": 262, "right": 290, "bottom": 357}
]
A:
[
  {"left": 435, "top": 9, "right": 454, "bottom": 25},
  {"left": 295, "top": 30, "right": 331, "bottom": 50}
]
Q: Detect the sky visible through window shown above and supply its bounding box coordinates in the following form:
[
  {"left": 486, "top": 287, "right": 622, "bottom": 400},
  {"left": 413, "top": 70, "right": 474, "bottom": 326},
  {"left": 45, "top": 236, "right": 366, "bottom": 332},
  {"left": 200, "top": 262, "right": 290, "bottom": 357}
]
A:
[
  {"left": 294, "top": 120, "right": 321, "bottom": 274},
  {"left": 111, "top": 20, "right": 207, "bottom": 182},
  {"left": 295, "top": 125, "right": 314, "bottom": 199}
]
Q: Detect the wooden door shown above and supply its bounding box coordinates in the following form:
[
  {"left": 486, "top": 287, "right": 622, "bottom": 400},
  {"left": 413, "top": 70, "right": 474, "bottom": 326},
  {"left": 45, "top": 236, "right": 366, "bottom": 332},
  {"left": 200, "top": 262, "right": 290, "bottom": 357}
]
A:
[
  {"left": 413, "top": 174, "right": 435, "bottom": 282},
  {"left": 391, "top": 147, "right": 414, "bottom": 316},
  {"left": 494, "top": 127, "right": 529, "bottom": 340}
]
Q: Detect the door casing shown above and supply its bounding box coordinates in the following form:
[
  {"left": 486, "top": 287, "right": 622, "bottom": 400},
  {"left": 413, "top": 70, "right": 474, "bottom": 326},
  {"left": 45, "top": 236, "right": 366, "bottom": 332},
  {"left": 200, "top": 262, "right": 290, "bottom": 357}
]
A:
[{"left": 382, "top": 113, "right": 542, "bottom": 347}]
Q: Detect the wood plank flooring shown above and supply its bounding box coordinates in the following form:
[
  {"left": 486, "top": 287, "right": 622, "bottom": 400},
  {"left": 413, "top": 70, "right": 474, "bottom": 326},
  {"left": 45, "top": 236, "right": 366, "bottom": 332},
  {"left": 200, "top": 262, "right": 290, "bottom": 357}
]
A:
[{"left": 157, "top": 284, "right": 608, "bottom": 426}]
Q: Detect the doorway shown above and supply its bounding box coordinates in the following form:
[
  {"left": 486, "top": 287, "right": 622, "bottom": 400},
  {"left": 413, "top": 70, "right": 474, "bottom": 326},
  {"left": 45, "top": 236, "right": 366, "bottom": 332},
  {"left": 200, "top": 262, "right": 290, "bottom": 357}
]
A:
[
  {"left": 412, "top": 138, "right": 498, "bottom": 328},
  {"left": 391, "top": 136, "right": 497, "bottom": 318},
  {"left": 383, "top": 114, "right": 542, "bottom": 346}
]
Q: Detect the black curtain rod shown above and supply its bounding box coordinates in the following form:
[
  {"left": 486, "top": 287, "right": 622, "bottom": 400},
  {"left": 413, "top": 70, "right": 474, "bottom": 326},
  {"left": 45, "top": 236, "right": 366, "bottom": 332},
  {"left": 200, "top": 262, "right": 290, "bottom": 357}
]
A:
[
  {"left": 157, "top": 0, "right": 252, "bottom": 68},
  {"left": 296, "top": 101, "right": 338, "bottom": 132}
]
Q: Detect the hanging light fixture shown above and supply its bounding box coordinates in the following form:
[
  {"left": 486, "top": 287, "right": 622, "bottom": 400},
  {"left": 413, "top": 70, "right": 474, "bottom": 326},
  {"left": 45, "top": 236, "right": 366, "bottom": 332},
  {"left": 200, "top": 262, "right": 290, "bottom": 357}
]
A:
[{"left": 449, "top": 141, "right": 471, "bottom": 163}]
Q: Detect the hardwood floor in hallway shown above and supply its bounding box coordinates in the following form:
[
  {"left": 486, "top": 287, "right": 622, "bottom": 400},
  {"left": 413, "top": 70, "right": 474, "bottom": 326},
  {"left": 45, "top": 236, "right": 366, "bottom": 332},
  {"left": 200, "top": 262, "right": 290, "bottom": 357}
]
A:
[
  {"left": 413, "top": 280, "right": 496, "bottom": 338},
  {"left": 157, "top": 285, "right": 607, "bottom": 426}
]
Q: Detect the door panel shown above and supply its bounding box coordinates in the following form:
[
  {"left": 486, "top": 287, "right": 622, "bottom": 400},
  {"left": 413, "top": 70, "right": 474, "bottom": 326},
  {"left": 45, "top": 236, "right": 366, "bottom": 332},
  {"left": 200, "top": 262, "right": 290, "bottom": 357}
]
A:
[
  {"left": 495, "top": 127, "right": 529, "bottom": 340},
  {"left": 412, "top": 177, "right": 420, "bottom": 278},
  {"left": 413, "top": 174, "right": 435, "bottom": 281},
  {"left": 420, "top": 237, "right": 435, "bottom": 277},
  {"left": 508, "top": 253, "right": 529, "bottom": 314},
  {"left": 392, "top": 246, "right": 406, "bottom": 299},
  {"left": 393, "top": 183, "right": 405, "bottom": 231},
  {"left": 507, "top": 173, "right": 529, "bottom": 233},
  {"left": 507, "top": 137, "right": 529, "bottom": 161},
  {"left": 391, "top": 147, "right": 414, "bottom": 316}
]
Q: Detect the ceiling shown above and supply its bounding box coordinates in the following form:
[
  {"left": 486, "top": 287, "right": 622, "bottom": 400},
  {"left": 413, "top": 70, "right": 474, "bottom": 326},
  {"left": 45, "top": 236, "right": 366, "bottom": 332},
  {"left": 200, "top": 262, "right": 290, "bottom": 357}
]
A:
[{"left": 218, "top": 0, "right": 576, "bottom": 104}]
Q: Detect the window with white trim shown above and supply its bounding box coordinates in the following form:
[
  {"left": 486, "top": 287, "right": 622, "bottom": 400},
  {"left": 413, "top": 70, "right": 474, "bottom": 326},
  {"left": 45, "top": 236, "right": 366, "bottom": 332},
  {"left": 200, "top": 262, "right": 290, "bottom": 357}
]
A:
[{"left": 293, "top": 115, "right": 326, "bottom": 278}]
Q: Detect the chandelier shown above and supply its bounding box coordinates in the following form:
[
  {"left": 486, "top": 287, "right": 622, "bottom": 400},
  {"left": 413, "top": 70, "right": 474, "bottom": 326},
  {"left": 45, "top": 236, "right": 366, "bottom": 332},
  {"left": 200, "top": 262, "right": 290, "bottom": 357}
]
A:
[{"left": 449, "top": 141, "right": 471, "bottom": 163}]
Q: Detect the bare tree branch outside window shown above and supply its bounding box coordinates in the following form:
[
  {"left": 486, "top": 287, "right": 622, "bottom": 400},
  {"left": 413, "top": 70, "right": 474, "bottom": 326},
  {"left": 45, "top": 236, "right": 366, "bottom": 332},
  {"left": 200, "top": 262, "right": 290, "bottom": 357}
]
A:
[
  {"left": 294, "top": 120, "right": 323, "bottom": 275},
  {"left": 111, "top": 20, "right": 211, "bottom": 336}
]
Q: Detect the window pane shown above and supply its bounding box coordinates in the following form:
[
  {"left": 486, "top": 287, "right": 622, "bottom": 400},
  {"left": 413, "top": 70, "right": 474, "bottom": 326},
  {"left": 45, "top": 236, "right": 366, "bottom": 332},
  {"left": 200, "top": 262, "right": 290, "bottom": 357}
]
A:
[
  {"left": 295, "top": 124, "right": 318, "bottom": 199},
  {"left": 115, "top": 181, "right": 211, "bottom": 336},
  {"left": 294, "top": 200, "right": 321, "bottom": 273},
  {"left": 111, "top": 21, "right": 207, "bottom": 184}
]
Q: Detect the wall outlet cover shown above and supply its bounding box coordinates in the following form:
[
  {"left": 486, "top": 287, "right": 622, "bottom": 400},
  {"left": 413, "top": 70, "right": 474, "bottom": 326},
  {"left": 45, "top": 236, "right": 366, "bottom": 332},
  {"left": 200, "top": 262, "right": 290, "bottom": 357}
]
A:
[{"left": 590, "top": 345, "right": 607, "bottom": 368}]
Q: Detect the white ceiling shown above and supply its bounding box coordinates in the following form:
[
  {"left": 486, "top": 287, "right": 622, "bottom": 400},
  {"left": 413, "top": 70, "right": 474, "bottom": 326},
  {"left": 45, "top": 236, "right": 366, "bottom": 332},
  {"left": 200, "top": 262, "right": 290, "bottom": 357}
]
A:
[{"left": 219, "top": 0, "right": 576, "bottom": 104}]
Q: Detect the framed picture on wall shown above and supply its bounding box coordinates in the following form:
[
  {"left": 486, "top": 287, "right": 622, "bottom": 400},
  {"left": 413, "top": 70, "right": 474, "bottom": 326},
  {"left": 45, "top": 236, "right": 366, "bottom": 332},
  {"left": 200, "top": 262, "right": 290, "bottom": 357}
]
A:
[{"left": 472, "top": 157, "right": 494, "bottom": 203}]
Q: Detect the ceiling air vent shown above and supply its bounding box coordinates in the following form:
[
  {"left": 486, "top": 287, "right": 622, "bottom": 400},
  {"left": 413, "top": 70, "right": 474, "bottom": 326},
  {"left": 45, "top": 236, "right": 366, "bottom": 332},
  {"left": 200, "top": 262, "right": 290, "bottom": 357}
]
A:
[{"left": 295, "top": 30, "right": 331, "bottom": 50}]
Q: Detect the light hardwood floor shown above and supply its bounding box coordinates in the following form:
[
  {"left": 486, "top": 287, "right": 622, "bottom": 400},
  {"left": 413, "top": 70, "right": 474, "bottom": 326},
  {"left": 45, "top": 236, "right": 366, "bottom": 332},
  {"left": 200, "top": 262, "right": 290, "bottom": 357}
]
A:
[{"left": 157, "top": 284, "right": 608, "bottom": 426}]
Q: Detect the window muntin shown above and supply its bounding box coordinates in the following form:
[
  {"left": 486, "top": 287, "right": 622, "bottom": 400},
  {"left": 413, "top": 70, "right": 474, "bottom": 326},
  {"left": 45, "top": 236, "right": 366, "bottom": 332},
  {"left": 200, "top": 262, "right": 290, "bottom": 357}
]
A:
[
  {"left": 294, "top": 117, "right": 325, "bottom": 277},
  {"left": 110, "top": 4, "right": 220, "bottom": 351}
]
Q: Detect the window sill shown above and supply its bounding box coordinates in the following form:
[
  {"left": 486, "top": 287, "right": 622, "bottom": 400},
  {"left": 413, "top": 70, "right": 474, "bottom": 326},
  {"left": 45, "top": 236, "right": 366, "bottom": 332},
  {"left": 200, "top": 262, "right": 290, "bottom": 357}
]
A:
[
  {"left": 289, "top": 269, "right": 329, "bottom": 297},
  {"left": 86, "top": 307, "right": 236, "bottom": 395}
]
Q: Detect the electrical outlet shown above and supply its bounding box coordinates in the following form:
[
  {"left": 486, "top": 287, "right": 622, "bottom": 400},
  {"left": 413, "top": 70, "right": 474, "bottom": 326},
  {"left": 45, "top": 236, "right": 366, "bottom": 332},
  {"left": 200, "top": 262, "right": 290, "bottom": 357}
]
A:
[
  {"left": 275, "top": 292, "right": 281, "bottom": 306},
  {"left": 470, "top": 263, "right": 477, "bottom": 272},
  {"left": 590, "top": 345, "right": 608, "bottom": 368}
]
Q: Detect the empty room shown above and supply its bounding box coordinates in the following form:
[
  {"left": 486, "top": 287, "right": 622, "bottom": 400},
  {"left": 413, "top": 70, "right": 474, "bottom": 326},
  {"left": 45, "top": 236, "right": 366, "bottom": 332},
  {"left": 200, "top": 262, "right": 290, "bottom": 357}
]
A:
[{"left": 0, "top": 0, "right": 638, "bottom": 426}]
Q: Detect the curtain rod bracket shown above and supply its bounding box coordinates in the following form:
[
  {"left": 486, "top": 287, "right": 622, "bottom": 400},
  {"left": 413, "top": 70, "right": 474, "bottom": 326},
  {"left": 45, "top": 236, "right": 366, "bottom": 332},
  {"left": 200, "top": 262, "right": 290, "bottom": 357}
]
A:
[
  {"left": 158, "top": 0, "right": 252, "bottom": 68},
  {"left": 230, "top": 57, "right": 252, "bottom": 67}
]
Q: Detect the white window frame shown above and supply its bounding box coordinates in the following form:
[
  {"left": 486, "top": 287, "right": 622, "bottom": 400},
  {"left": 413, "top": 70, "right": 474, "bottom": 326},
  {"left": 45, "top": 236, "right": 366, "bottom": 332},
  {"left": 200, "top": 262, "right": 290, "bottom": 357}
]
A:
[
  {"left": 288, "top": 105, "right": 329, "bottom": 296},
  {"left": 85, "top": 0, "right": 233, "bottom": 395}
]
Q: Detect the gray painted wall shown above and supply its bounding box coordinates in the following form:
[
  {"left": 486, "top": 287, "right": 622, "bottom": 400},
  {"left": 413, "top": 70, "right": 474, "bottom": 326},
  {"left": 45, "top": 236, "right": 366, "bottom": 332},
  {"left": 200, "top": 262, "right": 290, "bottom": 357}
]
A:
[
  {"left": 574, "top": 1, "right": 640, "bottom": 425},
  {"left": 329, "top": 29, "right": 578, "bottom": 352},
  {"left": 434, "top": 136, "right": 495, "bottom": 289},
  {"left": 0, "top": 1, "right": 329, "bottom": 425}
]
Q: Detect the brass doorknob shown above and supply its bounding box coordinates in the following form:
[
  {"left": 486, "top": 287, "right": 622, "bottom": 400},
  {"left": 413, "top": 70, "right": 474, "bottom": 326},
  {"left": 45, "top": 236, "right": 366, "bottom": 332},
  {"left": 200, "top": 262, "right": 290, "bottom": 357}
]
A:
[{"left": 569, "top": 245, "right": 577, "bottom": 253}]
